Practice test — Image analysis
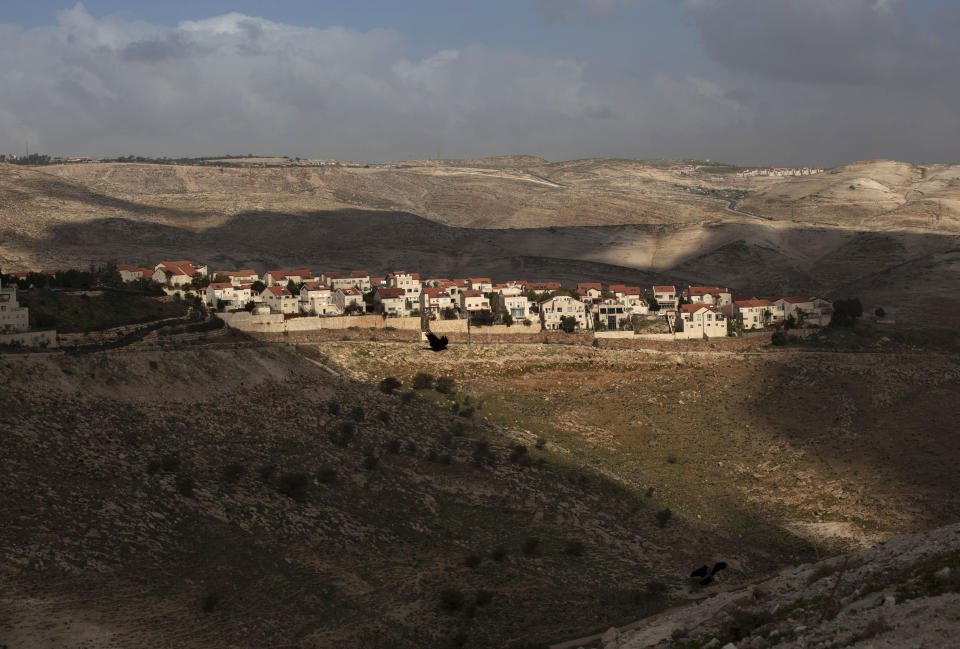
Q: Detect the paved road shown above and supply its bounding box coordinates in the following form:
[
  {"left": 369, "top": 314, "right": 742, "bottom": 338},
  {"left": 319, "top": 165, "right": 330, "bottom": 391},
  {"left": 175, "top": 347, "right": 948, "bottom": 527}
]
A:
[{"left": 727, "top": 199, "right": 774, "bottom": 221}]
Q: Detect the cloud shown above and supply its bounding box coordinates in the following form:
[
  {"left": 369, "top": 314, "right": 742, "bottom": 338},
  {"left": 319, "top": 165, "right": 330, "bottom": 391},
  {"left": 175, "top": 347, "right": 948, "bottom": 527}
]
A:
[
  {"left": 0, "top": 3, "right": 956, "bottom": 166},
  {"left": 533, "top": 0, "right": 629, "bottom": 23},
  {"left": 679, "top": 0, "right": 958, "bottom": 88}
]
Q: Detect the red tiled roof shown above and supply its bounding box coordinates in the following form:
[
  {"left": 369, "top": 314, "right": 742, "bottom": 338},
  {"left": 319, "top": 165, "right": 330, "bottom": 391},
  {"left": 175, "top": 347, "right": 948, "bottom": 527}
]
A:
[
  {"left": 302, "top": 281, "right": 329, "bottom": 291},
  {"left": 214, "top": 269, "right": 257, "bottom": 277},
  {"left": 686, "top": 286, "right": 726, "bottom": 297},
  {"left": 268, "top": 269, "right": 312, "bottom": 279},
  {"left": 158, "top": 261, "right": 198, "bottom": 276},
  {"left": 776, "top": 296, "right": 817, "bottom": 304},
  {"left": 265, "top": 286, "right": 293, "bottom": 296},
  {"left": 469, "top": 278, "right": 492, "bottom": 283},
  {"left": 209, "top": 282, "right": 233, "bottom": 290},
  {"left": 653, "top": 285, "right": 675, "bottom": 293},
  {"left": 341, "top": 288, "right": 362, "bottom": 296},
  {"left": 461, "top": 290, "right": 485, "bottom": 298},
  {"left": 377, "top": 287, "right": 406, "bottom": 299},
  {"left": 736, "top": 299, "right": 771, "bottom": 308},
  {"left": 679, "top": 303, "right": 713, "bottom": 313},
  {"left": 422, "top": 288, "right": 450, "bottom": 298},
  {"left": 349, "top": 270, "right": 370, "bottom": 278},
  {"left": 577, "top": 282, "right": 602, "bottom": 291}
]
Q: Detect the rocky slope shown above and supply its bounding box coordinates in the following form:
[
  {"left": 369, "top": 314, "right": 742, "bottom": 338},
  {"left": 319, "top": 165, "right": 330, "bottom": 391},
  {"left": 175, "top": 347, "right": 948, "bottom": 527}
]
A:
[
  {"left": 600, "top": 522, "right": 960, "bottom": 649},
  {"left": 0, "top": 344, "right": 798, "bottom": 649}
]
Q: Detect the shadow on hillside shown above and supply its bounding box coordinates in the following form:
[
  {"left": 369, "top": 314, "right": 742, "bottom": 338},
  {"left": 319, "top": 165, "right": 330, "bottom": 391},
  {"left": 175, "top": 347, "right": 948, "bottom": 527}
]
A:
[{"left": 6, "top": 207, "right": 960, "bottom": 304}]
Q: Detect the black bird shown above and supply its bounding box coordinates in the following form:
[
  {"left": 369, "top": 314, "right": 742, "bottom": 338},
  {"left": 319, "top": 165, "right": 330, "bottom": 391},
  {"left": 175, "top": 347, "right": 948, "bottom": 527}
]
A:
[
  {"left": 426, "top": 332, "right": 449, "bottom": 352},
  {"left": 711, "top": 561, "right": 728, "bottom": 575},
  {"left": 690, "top": 565, "right": 709, "bottom": 579}
]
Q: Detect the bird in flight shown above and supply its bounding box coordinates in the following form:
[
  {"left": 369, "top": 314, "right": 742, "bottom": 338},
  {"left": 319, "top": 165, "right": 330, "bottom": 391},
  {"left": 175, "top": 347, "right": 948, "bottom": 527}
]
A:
[{"left": 426, "top": 332, "right": 449, "bottom": 352}]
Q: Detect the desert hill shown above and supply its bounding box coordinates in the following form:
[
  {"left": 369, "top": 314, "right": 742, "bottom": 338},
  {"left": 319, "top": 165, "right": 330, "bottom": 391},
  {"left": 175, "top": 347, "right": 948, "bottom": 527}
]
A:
[
  {"left": 2, "top": 157, "right": 960, "bottom": 323},
  {"left": 0, "top": 344, "right": 810, "bottom": 649}
]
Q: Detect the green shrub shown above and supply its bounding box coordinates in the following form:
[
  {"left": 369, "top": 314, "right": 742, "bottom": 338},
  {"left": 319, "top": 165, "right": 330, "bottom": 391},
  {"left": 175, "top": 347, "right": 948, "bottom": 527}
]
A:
[
  {"left": 464, "top": 554, "right": 482, "bottom": 569},
  {"left": 201, "top": 593, "right": 219, "bottom": 613},
  {"left": 771, "top": 330, "right": 788, "bottom": 346},
  {"left": 656, "top": 508, "right": 672, "bottom": 528},
  {"left": 490, "top": 546, "right": 508, "bottom": 562},
  {"left": 362, "top": 454, "right": 379, "bottom": 471},
  {"left": 379, "top": 376, "right": 402, "bottom": 394},
  {"left": 475, "top": 590, "right": 493, "bottom": 607},
  {"left": 412, "top": 372, "right": 434, "bottom": 389},
  {"left": 258, "top": 464, "right": 276, "bottom": 483},
  {"left": 327, "top": 401, "right": 341, "bottom": 416},
  {"left": 351, "top": 406, "right": 365, "bottom": 422},
  {"left": 435, "top": 376, "right": 456, "bottom": 394}
]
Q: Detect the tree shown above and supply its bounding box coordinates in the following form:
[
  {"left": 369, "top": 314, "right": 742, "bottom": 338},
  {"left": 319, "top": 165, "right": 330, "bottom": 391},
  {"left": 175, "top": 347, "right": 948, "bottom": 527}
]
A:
[
  {"left": 762, "top": 309, "right": 772, "bottom": 328},
  {"left": 559, "top": 315, "right": 578, "bottom": 333},
  {"left": 875, "top": 306, "right": 886, "bottom": 318},
  {"left": 191, "top": 272, "right": 210, "bottom": 289},
  {"left": 212, "top": 274, "right": 232, "bottom": 284},
  {"left": 830, "top": 298, "right": 863, "bottom": 328},
  {"left": 645, "top": 292, "right": 660, "bottom": 312},
  {"left": 286, "top": 279, "right": 301, "bottom": 296},
  {"left": 503, "top": 312, "right": 513, "bottom": 327},
  {"left": 344, "top": 303, "right": 364, "bottom": 315},
  {"left": 251, "top": 280, "right": 266, "bottom": 294}
]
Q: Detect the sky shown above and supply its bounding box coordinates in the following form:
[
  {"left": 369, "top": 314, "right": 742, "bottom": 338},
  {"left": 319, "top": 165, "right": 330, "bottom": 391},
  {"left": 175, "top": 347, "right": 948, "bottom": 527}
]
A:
[{"left": 0, "top": 1, "right": 958, "bottom": 166}]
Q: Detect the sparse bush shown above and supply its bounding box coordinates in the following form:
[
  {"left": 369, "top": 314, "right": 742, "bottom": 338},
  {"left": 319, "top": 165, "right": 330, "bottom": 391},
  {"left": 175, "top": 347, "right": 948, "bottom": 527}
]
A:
[
  {"left": 258, "top": 464, "right": 276, "bottom": 483},
  {"left": 473, "top": 440, "right": 492, "bottom": 465},
  {"left": 656, "top": 508, "right": 672, "bottom": 527},
  {"left": 176, "top": 476, "right": 195, "bottom": 498},
  {"left": 412, "top": 372, "right": 434, "bottom": 389},
  {"left": 316, "top": 467, "right": 337, "bottom": 484},
  {"left": 439, "top": 588, "right": 466, "bottom": 613},
  {"left": 464, "top": 554, "right": 482, "bottom": 569},
  {"left": 201, "top": 593, "right": 219, "bottom": 613},
  {"left": 490, "top": 546, "right": 508, "bottom": 562},
  {"left": 645, "top": 487, "right": 655, "bottom": 498},
  {"left": 564, "top": 540, "right": 586, "bottom": 557},
  {"left": 646, "top": 581, "right": 668, "bottom": 596},
  {"left": 510, "top": 444, "right": 533, "bottom": 467},
  {"left": 277, "top": 472, "right": 310, "bottom": 501},
  {"left": 351, "top": 405, "right": 365, "bottom": 422},
  {"left": 439, "top": 453, "right": 452, "bottom": 465},
  {"left": 333, "top": 421, "right": 355, "bottom": 447},
  {"left": 522, "top": 537, "right": 541, "bottom": 556},
  {"left": 378, "top": 411, "right": 391, "bottom": 424},
  {"left": 379, "top": 376, "right": 401, "bottom": 394},
  {"left": 149, "top": 360, "right": 158, "bottom": 370},
  {"left": 771, "top": 330, "right": 788, "bottom": 346},
  {"left": 475, "top": 589, "right": 493, "bottom": 607},
  {"left": 400, "top": 391, "right": 414, "bottom": 404},
  {"left": 450, "top": 421, "right": 466, "bottom": 436},
  {"left": 858, "top": 616, "right": 891, "bottom": 641},
  {"left": 327, "top": 401, "right": 341, "bottom": 416},
  {"left": 459, "top": 407, "right": 474, "bottom": 418},
  {"left": 666, "top": 455, "right": 677, "bottom": 464},
  {"left": 221, "top": 463, "right": 245, "bottom": 483},
  {"left": 427, "top": 449, "right": 438, "bottom": 463},
  {"left": 362, "top": 453, "right": 379, "bottom": 471},
  {"left": 435, "top": 376, "right": 456, "bottom": 394},
  {"left": 450, "top": 403, "right": 460, "bottom": 415},
  {"left": 386, "top": 438, "right": 402, "bottom": 454},
  {"left": 160, "top": 453, "right": 181, "bottom": 473},
  {"left": 535, "top": 437, "right": 547, "bottom": 450}
]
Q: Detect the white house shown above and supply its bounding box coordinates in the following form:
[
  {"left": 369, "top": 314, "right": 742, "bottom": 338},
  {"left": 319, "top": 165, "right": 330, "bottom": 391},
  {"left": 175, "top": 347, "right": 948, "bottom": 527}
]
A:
[
  {"left": 459, "top": 290, "right": 490, "bottom": 313},
  {"left": 117, "top": 265, "right": 154, "bottom": 283},
  {"left": 772, "top": 296, "right": 833, "bottom": 327},
  {"left": 261, "top": 285, "right": 299, "bottom": 314},
  {"left": 333, "top": 287, "right": 365, "bottom": 313},
  {"left": 155, "top": 261, "right": 206, "bottom": 287},
  {"left": 387, "top": 271, "right": 422, "bottom": 300},
  {"left": 206, "top": 283, "right": 252, "bottom": 310},
  {"left": 328, "top": 271, "right": 371, "bottom": 292},
  {"left": 264, "top": 269, "right": 314, "bottom": 287},
  {"left": 540, "top": 295, "right": 590, "bottom": 330},
  {"left": 300, "top": 282, "right": 340, "bottom": 315},
  {"left": 676, "top": 304, "right": 727, "bottom": 339},
  {"left": 499, "top": 294, "right": 530, "bottom": 321},
  {"left": 374, "top": 287, "right": 410, "bottom": 317},
  {"left": 652, "top": 285, "right": 677, "bottom": 310},
  {"left": 684, "top": 286, "right": 732, "bottom": 307},
  {"left": 594, "top": 299, "right": 630, "bottom": 330},
  {"left": 732, "top": 299, "right": 783, "bottom": 329},
  {"left": 420, "top": 288, "right": 456, "bottom": 314},
  {"left": 577, "top": 283, "right": 603, "bottom": 304},
  {"left": 609, "top": 285, "right": 649, "bottom": 313},
  {"left": 469, "top": 278, "right": 493, "bottom": 292},
  {"left": 212, "top": 269, "right": 259, "bottom": 286},
  {"left": 0, "top": 277, "right": 30, "bottom": 333}
]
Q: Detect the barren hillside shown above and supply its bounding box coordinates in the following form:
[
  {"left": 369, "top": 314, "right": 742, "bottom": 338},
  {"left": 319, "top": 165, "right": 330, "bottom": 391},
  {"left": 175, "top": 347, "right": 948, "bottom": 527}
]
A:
[{"left": 2, "top": 157, "right": 960, "bottom": 323}]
